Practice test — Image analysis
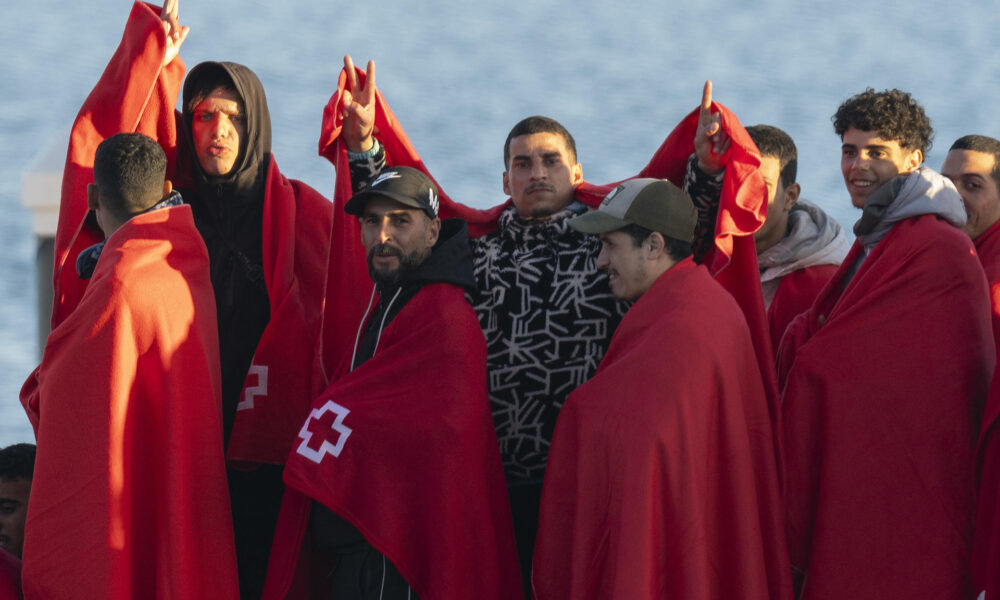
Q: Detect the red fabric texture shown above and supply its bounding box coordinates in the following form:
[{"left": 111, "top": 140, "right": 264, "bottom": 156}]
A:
[
  {"left": 19, "top": 207, "right": 238, "bottom": 599},
  {"left": 50, "top": 2, "right": 333, "bottom": 465},
  {"left": 778, "top": 215, "right": 993, "bottom": 599},
  {"left": 971, "top": 218, "right": 1000, "bottom": 598},
  {"left": 0, "top": 550, "right": 20, "bottom": 600},
  {"left": 318, "top": 72, "right": 781, "bottom": 472},
  {"left": 767, "top": 264, "right": 839, "bottom": 352},
  {"left": 531, "top": 259, "right": 791, "bottom": 599},
  {"left": 264, "top": 284, "right": 521, "bottom": 599}
]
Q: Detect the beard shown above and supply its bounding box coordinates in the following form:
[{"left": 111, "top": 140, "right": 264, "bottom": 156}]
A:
[{"left": 366, "top": 243, "right": 427, "bottom": 288}]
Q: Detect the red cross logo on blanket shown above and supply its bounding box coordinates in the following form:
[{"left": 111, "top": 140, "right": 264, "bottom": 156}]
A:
[{"left": 296, "top": 400, "right": 353, "bottom": 463}]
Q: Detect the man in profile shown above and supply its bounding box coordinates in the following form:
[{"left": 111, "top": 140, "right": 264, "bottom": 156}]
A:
[
  {"left": 21, "top": 133, "right": 237, "bottom": 599},
  {"left": 744, "top": 124, "right": 849, "bottom": 349},
  {"left": 942, "top": 134, "right": 1000, "bottom": 600},
  {"left": 780, "top": 90, "right": 993, "bottom": 599},
  {"left": 532, "top": 178, "right": 789, "bottom": 599}
]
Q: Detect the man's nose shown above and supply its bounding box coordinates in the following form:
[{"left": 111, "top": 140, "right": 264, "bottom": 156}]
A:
[
  {"left": 211, "top": 115, "right": 231, "bottom": 138},
  {"left": 378, "top": 222, "right": 393, "bottom": 243},
  {"left": 596, "top": 248, "right": 609, "bottom": 269},
  {"left": 530, "top": 160, "right": 547, "bottom": 179}
]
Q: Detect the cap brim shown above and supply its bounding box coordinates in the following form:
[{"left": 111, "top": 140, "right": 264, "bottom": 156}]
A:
[
  {"left": 568, "top": 210, "right": 631, "bottom": 234},
  {"left": 344, "top": 190, "right": 424, "bottom": 215}
]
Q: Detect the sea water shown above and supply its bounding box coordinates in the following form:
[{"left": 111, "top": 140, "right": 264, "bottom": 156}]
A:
[{"left": 2, "top": 0, "right": 998, "bottom": 444}]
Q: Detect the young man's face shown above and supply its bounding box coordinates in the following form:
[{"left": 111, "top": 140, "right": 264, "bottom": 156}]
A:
[
  {"left": 503, "top": 132, "right": 583, "bottom": 218},
  {"left": 191, "top": 87, "right": 246, "bottom": 177},
  {"left": 841, "top": 127, "right": 922, "bottom": 209},
  {"left": 754, "top": 155, "right": 798, "bottom": 253},
  {"left": 596, "top": 230, "right": 652, "bottom": 302},
  {"left": 360, "top": 196, "right": 440, "bottom": 287},
  {"left": 0, "top": 477, "right": 30, "bottom": 559},
  {"left": 941, "top": 149, "right": 1000, "bottom": 240}
]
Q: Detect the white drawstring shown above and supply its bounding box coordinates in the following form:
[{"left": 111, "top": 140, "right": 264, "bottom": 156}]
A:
[
  {"left": 349, "top": 286, "right": 378, "bottom": 372},
  {"left": 372, "top": 287, "right": 402, "bottom": 358}
]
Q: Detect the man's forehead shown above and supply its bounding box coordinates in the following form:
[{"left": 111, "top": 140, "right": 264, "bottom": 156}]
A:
[
  {"left": 195, "top": 87, "right": 243, "bottom": 112},
  {"left": 841, "top": 129, "right": 905, "bottom": 149},
  {"left": 360, "top": 195, "right": 423, "bottom": 216},
  {"left": 944, "top": 149, "right": 997, "bottom": 174},
  {"left": 0, "top": 477, "right": 30, "bottom": 498},
  {"left": 509, "top": 132, "right": 572, "bottom": 156}
]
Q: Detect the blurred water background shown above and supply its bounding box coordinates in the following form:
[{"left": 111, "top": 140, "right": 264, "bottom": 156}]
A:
[{"left": 2, "top": 0, "right": 999, "bottom": 444}]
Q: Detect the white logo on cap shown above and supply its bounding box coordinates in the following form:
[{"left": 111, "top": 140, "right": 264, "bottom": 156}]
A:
[
  {"left": 428, "top": 189, "right": 439, "bottom": 214},
  {"left": 602, "top": 184, "right": 625, "bottom": 206},
  {"left": 371, "top": 171, "right": 403, "bottom": 187}
]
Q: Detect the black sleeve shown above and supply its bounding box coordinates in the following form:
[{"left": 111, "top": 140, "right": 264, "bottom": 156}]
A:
[
  {"left": 683, "top": 153, "right": 725, "bottom": 263},
  {"left": 347, "top": 139, "right": 387, "bottom": 194}
]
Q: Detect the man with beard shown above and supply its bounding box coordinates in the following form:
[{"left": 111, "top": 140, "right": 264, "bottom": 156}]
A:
[
  {"left": 744, "top": 124, "right": 850, "bottom": 351},
  {"left": 36, "top": 2, "right": 335, "bottom": 596},
  {"left": 779, "top": 89, "right": 994, "bottom": 599},
  {"left": 264, "top": 167, "right": 520, "bottom": 599}
]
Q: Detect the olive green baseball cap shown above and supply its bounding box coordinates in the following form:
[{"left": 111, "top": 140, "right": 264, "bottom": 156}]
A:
[{"left": 568, "top": 178, "right": 697, "bottom": 243}]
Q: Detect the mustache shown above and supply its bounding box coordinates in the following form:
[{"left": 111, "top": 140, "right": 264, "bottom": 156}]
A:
[
  {"left": 526, "top": 182, "right": 555, "bottom": 193},
  {"left": 367, "top": 243, "right": 402, "bottom": 260}
]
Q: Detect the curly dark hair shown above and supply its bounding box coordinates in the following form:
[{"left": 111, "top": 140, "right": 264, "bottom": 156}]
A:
[{"left": 832, "top": 88, "right": 933, "bottom": 155}]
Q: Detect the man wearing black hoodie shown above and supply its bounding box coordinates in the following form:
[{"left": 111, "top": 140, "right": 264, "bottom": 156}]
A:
[
  {"left": 47, "top": 2, "right": 337, "bottom": 598},
  {"left": 285, "top": 166, "right": 519, "bottom": 598}
]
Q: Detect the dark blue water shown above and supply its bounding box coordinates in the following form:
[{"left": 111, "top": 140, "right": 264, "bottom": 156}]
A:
[{"left": 2, "top": 0, "right": 999, "bottom": 443}]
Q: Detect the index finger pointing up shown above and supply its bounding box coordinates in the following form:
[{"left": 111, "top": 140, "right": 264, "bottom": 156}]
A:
[
  {"left": 344, "top": 55, "right": 359, "bottom": 91},
  {"left": 701, "top": 80, "right": 713, "bottom": 113}
]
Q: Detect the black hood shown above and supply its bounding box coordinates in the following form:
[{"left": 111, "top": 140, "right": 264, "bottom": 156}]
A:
[
  {"left": 182, "top": 61, "right": 272, "bottom": 207},
  {"left": 388, "top": 218, "right": 476, "bottom": 293}
]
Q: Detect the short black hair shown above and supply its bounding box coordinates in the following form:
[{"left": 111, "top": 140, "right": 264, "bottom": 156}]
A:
[
  {"left": 503, "top": 116, "right": 577, "bottom": 167},
  {"left": 620, "top": 223, "right": 693, "bottom": 262},
  {"left": 746, "top": 124, "right": 798, "bottom": 188},
  {"left": 0, "top": 443, "right": 35, "bottom": 482},
  {"left": 832, "top": 88, "right": 933, "bottom": 155},
  {"left": 93, "top": 133, "right": 167, "bottom": 222},
  {"left": 949, "top": 134, "right": 1000, "bottom": 191}
]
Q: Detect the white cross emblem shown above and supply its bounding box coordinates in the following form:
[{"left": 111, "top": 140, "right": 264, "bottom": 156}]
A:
[{"left": 296, "top": 400, "right": 354, "bottom": 463}]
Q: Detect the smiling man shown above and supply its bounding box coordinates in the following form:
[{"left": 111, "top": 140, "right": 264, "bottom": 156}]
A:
[
  {"left": 269, "top": 166, "right": 520, "bottom": 599},
  {"left": 532, "top": 178, "right": 788, "bottom": 599},
  {"left": 779, "top": 89, "right": 994, "bottom": 599},
  {"left": 943, "top": 134, "right": 1000, "bottom": 600}
]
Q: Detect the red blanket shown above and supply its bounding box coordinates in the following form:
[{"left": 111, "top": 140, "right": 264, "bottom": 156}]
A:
[
  {"left": 263, "top": 284, "right": 521, "bottom": 599},
  {"left": 0, "top": 550, "right": 20, "bottom": 600},
  {"left": 972, "top": 218, "right": 1000, "bottom": 598},
  {"left": 767, "top": 264, "right": 839, "bottom": 352},
  {"left": 50, "top": 1, "right": 333, "bottom": 465},
  {"left": 778, "top": 215, "right": 993, "bottom": 599},
  {"left": 318, "top": 70, "right": 782, "bottom": 474},
  {"left": 532, "top": 259, "right": 791, "bottom": 599},
  {"left": 20, "top": 207, "right": 238, "bottom": 599}
]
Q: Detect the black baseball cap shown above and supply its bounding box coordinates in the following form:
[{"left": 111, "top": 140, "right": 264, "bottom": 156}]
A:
[{"left": 344, "top": 166, "right": 440, "bottom": 219}]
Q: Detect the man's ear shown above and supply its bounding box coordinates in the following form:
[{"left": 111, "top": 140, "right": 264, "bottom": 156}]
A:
[
  {"left": 904, "top": 148, "right": 923, "bottom": 173},
  {"left": 163, "top": 179, "right": 173, "bottom": 198},
  {"left": 784, "top": 182, "right": 801, "bottom": 211},
  {"left": 502, "top": 170, "right": 511, "bottom": 196},
  {"left": 425, "top": 217, "right": 442, "bottom": 248},
  {"left": 87, "top": 183, "right": 100, "bottom": 211},
  {"left": 645, "top": 231, "right": 666, "bottom": 259},
  {"left": 570, "top": 162, "right": 584, "bottom": 187}
]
